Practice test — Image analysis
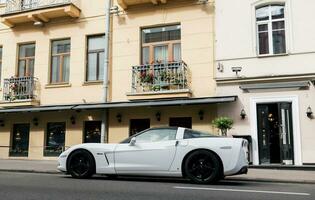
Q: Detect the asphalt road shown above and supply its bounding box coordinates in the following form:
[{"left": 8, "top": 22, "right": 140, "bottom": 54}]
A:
[{"left": 0, "top": 172, "right": 314, "bottom": 200}]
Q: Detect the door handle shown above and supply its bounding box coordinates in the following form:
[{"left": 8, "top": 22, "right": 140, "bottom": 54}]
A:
[{"left": 175, "top": 141, "right": 179, "bottom": 146}]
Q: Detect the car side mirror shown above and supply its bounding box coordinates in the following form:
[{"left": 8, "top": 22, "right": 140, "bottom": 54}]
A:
[{"left": 129, "top": 137, "right": 136, "bottom": 146}]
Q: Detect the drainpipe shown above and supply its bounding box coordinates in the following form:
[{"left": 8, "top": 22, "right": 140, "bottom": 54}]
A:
[{"left": 101, "top": 0, "right": 111, "bottom": 143}]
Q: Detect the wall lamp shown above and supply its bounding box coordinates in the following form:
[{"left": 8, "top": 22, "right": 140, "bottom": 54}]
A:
[
  {"left": 155, "top": 112, "right": 161, "bottom": 121},
  {"left": 70, "top": 116, "right": 76, "bottom": 125},
  {"left": 116, "top": 113, "right": 122, "bottom": 123},
  {"left": 232, "top": 67, "right": 242, "bottom": 76},
  {"left": 198, "top": 110, "right": 204, "bottom": 120},
  {"left": 306, "top": 106, "right": 313, "bottom": 119},
  {"left": 33, "top": 117, "right": 39, "bottom": 126},
  {"left": 240, "top": 109, "right": 247, "bottom": 120}
]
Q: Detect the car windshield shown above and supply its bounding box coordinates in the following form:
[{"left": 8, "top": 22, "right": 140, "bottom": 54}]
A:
[{"left": 183, "top": 129, "right": 218, "bottom": 139}]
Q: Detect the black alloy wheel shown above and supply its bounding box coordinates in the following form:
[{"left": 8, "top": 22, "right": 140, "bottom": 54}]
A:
[
  {"left": 68, "top": 149, "right": 95, "bottom": 179},
  {"left": 184, "top": 150, "right": 221, "bottom": 184}
]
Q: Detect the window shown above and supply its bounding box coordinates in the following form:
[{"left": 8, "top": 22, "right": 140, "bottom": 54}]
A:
[
  {"left": 84, "top": 121, "right": 101, "bottom": 143},
  {"left": 169, "top": 117, "right": 192, "bottom": 129},
  {"left": 86, "top": 35, "right": 105, "bottom": 82},
  {"left": 10, "top": 124, "right": 30, "bottom": 157},
  {"left": 45, "top": 122, "right": 65, "bottom": 156},
  {"left": 18, "top": 43, "right": 35, "bottom": 77},
  {"left": 0, "top": 0, "right": 6, "bottom": 4},
  {"left": 184, "top": 129, "right": 217, "bottom": 139},
  {"left": 0, "top": 47, "right": 2, "bottom": 82},
  {"left": 256, "top": 5, "right": 286, "bottom": 55},
  {"left": 141, "top": 25, "right": 181, "bottom": 64},
  {"left": 129, "top": 119, "right": 150, "bottom": 136},
  {"left": 50, "top": 39, "right": 70, "bottom": 84},
  {"left": 135, "top": 128, "right": 177, "bottom": 143}
]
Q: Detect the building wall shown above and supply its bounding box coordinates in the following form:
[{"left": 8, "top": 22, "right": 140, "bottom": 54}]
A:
[
  {"left": 0, "top": 0, "right": 106, "bottom": 106},
  {"left": 0, "top": 110, "right": 103, "bottom": 160},
  {"left": 215, "top": 0, "right": 315, "bottom": 78},
  {"left": 215, "top": 0, "right": 315, "bottom": 165},
  {"left": 111, "top": 0, "right": 216, "bottom": 101}
]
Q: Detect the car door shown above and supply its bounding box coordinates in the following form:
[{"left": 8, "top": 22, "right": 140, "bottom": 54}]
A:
[{"left": 114, "top": 128, "right": 178, "bottom": 173}]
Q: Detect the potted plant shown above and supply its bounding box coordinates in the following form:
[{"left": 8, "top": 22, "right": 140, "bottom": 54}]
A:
[
  {"left": 212, "top": 117, "right": 234, "bottom": 136},
  {"left": 139, "top": 70, "right": 154, "bottom": 92}
]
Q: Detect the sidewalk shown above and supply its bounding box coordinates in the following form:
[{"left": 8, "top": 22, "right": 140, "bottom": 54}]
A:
[{"left": 1, "top": 159, "right": 315, "bottom": 184}]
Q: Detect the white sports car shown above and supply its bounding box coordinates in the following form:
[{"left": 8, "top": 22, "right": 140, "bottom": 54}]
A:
[{"left": 58, "top": 127, "right": 248, "bottom": 184}]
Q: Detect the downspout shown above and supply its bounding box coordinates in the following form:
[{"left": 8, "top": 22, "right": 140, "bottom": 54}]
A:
[{"left": 101, "top": 0, "right": 111, "bottom": 143}]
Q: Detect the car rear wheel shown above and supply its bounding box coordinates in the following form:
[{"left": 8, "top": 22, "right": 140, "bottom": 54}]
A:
[
  {"left": 184, "top": 150, "right": 221, "bottom": 184},
  {"left": 68, "top": 150, "right": 95, "bottom": 179}
]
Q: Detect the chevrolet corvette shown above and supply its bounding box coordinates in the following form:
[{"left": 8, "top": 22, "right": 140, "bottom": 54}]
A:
[{"left": 58, "top": 127, "right": 248, "bottom": 184}]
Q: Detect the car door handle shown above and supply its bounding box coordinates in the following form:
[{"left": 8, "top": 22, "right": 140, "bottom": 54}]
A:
[{"left": 175, "top": 141, "right": 179, "bottom": 146}]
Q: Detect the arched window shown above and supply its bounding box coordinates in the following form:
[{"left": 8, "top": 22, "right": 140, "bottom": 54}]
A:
[{"left": 256, "top": 4, "right": 286, "bottom": 55}]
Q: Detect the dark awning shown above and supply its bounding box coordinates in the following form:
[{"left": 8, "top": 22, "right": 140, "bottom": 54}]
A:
[{"left": 0, "top": 96, "right": 237, "bottom": 114}]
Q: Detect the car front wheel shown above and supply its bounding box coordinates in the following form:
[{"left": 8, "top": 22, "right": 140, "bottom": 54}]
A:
[
  {"left": 184, "top": 150, "right": 221, "bottom": 184},
  {"left": 68, "top": 149, "right": 95, "bottom": 179}
]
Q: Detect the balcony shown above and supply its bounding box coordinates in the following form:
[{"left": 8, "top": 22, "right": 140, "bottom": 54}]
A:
[
  {"left": 117, "top": 0, "right": 168, "bottom": 9},
  {"left": 0, "top": 0, "right": 80, "bottom": 27},
  {"left": 0, "top": 76, "right": 39, "bottom": 107},
  {"left": 127, "top": 61, "right": 191, "bottom": 100}
]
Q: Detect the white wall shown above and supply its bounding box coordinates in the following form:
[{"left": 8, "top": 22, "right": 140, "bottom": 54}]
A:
[{"left": 215, "top": 0, "right": 315, "bottom": 78}]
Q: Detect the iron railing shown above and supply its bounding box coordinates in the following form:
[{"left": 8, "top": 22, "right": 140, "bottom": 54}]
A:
[
  {"left": 3, "top": 76, "right": 38, "bottom": 102},
  {"left": 131, "top": 61, "right": 190, "bottom": 93},
  {"left": 3, "top": 0, "right": 74, "bottom": 14}
]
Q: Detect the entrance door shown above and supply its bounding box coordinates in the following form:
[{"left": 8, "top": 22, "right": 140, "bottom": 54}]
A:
[
  {"left": 279, "top": 103, "right": 294, "bottom": 165},
  {"left": 257, "top": 103, "right": 294, "bottom": 165},
  {"left": 10, "top": 124, "right": 30, "bottom": 157}
]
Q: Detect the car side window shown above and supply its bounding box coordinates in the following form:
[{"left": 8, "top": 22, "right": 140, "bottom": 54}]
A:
[
  {"left": 136, "top": 129, "right": 177, "bottom": 143},
  {"left": 184, "top": 129, "right": 217, "bottom": 139}
]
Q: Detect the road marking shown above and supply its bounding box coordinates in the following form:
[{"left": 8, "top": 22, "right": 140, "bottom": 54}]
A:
[{"left": 174, "top": 186, "right": 310, "bottom": 196}]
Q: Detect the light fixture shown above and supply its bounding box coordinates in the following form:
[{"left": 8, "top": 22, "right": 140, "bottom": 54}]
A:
[
  {"left": 116, "top": 113, "right": 122, "bottom": 123},
  {"left": 33, "top": 117, "right": 39, "bottom": 126},
  {"left": 306, "top": 106, "right": 313, "bottom": 118},
  {"left": 33, "top": 21, "right": 44, "bottom": 27},
  {"left": 198, "top": 110, "right": 204, "bottom": 120},
  {"left": 240, "top": 109, "right": 246, "bottom": 119},
  {"left": 155, "top": 112, "right": 161, "bottom": 121},
  {"left": 70, "top": 116, "right": 76, "bottom": 125},
  {"left": 232, "top": 67, "right": 242, "bottom": 76},
  {"left": 197, "top": 0, "right": 209, "bottom": 4},
  {"left": 110, "top": 5, "right": 123, "bottom": 16}
]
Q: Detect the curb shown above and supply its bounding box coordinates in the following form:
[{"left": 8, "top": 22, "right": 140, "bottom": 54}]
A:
[
  {"left": 226, "top": 177, "right": 315, "bottom": 185},
  {"left": 1, "top": 169, "right": 315, "bottom": 185},
  {"left": 0, "top": 169, "right": 61, "bottom": 175}
]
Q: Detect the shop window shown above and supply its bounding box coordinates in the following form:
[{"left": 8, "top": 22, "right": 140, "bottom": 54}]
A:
[
  {"left": 84, "top": 121, "right": 101, "bottom": 143},
  {"left": 169, "top": 117, "right": 192, "bottom": 129},
  {"left": 10, "top": 124, "right": 30, "bottom": 157},
  {"left": 44, "top": 122, "right": 65, "bottom": 157},
  {"left": 129, "top": 119, "right": 150, "bottom": 136}
]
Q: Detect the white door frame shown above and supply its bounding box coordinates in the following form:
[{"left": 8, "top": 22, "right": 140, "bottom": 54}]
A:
[{"left": 250, "top": 95, "right": 302, "bottom": 165}]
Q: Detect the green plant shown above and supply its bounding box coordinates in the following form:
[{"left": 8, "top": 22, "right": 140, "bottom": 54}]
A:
[{"left": 212, "top": 117, "right": 234, "bottom": 136}]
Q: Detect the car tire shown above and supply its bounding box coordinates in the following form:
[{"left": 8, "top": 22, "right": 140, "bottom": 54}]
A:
[
  {"left": 68, "top": 149, "right": 95, "bottom": 179},
  {"left": 184, "top": 150, "right": 221, "bottom": 184}
]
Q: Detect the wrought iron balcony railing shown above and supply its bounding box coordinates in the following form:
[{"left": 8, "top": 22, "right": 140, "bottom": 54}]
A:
[
  {"left": 131, "top": 61, "right": 190, "bottom": 93},
  {"left": 3, "top": 76, "right": 38, "bottom": 102},
  {"left": 4, "top": 0, "right": 74, "bottom": 14}
]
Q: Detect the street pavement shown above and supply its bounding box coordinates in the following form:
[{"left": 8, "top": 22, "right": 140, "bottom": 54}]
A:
[
  {"left": 1, "top": 159, "right": 315, "bottom": 184},
  {"left": 0, "top": 172, "right": 314, "bottom": 200}
]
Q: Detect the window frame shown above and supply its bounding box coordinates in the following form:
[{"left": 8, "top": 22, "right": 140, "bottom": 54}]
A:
[
  {"left": 255, "top": 4, "right": 287, "bottom": 56},
  {"left": 86, "top": 34, "right": 105, "bottom": 82},
  {"left": 50, "top": 38, "right": 71, "bottom": 84},
  {"left": 0, "top": 46, "right": 2, "bottom": 85},
  {"left": 141, "top": 24, "right": 181, "bottom": 65},
  {"left": 17, "top": 43, "right": 35, "bottom": 77}
]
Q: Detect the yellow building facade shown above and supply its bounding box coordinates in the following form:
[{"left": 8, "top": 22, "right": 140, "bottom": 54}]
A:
[{"left": 0, "top": 0, "right": 233, "bottom": 160}]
